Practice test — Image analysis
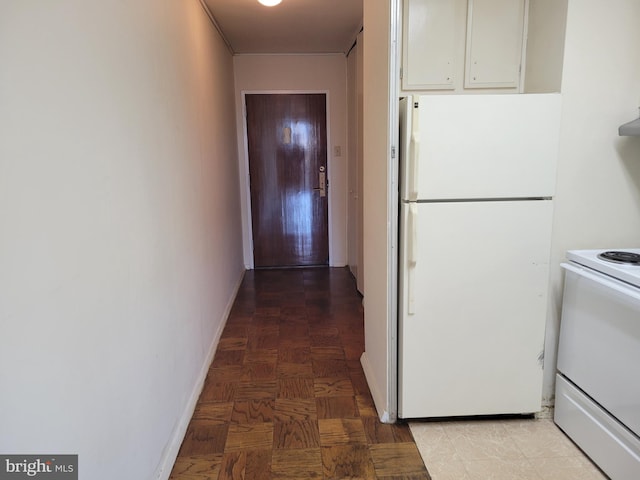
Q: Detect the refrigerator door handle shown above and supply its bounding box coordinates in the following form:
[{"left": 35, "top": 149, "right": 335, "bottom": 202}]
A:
[
  {"left": 407, "top": 203, "right": 418, "bottom": 315},
  {"left": 409, "top": 136, "right": 420, "bottom": 201},
  {"left": 409, "top": 102, "right": 420, "bottom": 201}
]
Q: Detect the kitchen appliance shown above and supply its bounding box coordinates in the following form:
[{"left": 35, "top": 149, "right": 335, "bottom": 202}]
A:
[
  {"left": 555, "top": 249, "right": 640, "bottom": 480},
  {"left": 397, "top": 94, "right": 562, "bottom": 419}
]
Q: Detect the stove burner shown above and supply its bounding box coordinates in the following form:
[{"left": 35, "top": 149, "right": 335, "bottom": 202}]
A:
[{"left": 598, "top": 250, "right": 640, "bottom": 265}]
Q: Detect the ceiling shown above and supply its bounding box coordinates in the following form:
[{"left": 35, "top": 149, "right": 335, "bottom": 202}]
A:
[{"left": 202, "top": 0, "right": 363, "bottom": 55}]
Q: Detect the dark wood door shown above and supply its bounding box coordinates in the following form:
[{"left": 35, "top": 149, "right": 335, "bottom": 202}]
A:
[{"left": 246, "top": 94, "right": 329, "bottom": 268}]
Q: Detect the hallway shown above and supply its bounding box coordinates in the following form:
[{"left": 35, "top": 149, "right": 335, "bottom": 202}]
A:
[{"left": 170, "top": 267, "right": 430, "bottom": 479}]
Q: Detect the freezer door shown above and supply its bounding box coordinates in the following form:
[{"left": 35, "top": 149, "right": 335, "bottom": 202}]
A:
[
  {"left": 400, "top": 93, "right": 561, "bottom": 200},
  {"left": 398, "top": 200, "right": 552, "bottom": 418}
]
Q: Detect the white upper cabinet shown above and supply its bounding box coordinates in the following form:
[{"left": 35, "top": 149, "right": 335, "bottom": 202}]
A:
[
  {"left": 402, "top": 0, "right": 527, "bottom": 93},
  {"left": 465, "top": 0, "right": 526, "bottom": 89},
  {"left": 402, "top": 0, "right": 465, "bottom": 90}
]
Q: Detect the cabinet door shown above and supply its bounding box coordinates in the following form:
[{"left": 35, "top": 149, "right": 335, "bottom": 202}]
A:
[
  {"left": 402, "top": 0, "right": 464, "bottom": 90},
  {"left": 465, "top": 0, "right": 525, "bottom": 88}
]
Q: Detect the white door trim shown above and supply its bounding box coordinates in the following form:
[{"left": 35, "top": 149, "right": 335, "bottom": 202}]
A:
[{"left": 386, "top": 0, "right": 401, "bottom": 423}]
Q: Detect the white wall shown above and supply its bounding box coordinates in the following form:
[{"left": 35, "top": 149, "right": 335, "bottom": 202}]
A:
[
  {"left": 232, "top": 54, "right": 348, "bottom": 267},
  {"left": 347, "top": 41, "right": 359, "bottom": 280},
  {"left": 0, "top": 2, "right": 244, "bottom": 479},
  {"left": 347, "top": 32, "right": 365, "bottom": 293},
  {"left": 542, "top": 0, "right": 640, "bottom": 404},
  {"left": 360, "top": 1, "right": 396, "bottom": 422},
  {"left": 524, "top": 0, "right": 568, "bottom": 93}
]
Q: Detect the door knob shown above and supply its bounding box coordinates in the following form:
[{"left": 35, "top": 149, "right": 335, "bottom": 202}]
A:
[{"left": 314, "top": 166, "right": 327, "bottom": 197}]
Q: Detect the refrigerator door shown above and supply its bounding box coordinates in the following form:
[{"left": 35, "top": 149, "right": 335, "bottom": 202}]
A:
[
  {"left": 399, "top": 94, "right": 561, "bottom": 201},
  {"left": 398, "top": 200, "right": 552, "bottom": 418}
]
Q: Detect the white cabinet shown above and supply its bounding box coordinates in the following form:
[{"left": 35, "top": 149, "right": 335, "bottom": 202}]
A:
[
  {"left": 402, "top": 0, "right": 526, "bottom": 92},
  {"left": 465, "top": 0, "right": 526, "bottom": 88},
  {"left": 402, "top": 0, "right": 465, "bottom": 90}
]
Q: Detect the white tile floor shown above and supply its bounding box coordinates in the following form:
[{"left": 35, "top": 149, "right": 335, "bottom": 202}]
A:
[{"left": 410, "top": 418, "right": 609, "bottom": 480}]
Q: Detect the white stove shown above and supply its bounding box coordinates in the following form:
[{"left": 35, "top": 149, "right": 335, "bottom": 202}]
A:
[
  {"left": 555, "top": 248, "right": 640, "bottom": 480},
  {"left": 566, "top": 248, "right": 640, "bottom": 288}
]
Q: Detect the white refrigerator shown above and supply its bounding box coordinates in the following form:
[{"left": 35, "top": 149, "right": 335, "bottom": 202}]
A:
[{"left": 398, "top": 94, "right": 562, "bottom": 419}]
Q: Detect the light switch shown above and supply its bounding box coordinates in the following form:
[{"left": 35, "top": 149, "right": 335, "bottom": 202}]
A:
[{"left": 333, "top": 146, "right": 342, "bottom": 157}]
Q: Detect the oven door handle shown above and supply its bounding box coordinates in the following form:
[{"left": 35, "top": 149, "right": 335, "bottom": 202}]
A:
[{"left": 561, "top": 262, "right": 640, "bottom": 301}]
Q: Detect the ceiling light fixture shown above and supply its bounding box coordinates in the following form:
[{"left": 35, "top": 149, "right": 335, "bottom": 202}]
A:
[{"left": 258, "top": 0, "right": 282, "bottom": 6}]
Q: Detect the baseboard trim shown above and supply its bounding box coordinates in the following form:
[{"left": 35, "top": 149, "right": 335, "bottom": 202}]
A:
[
  {"left": 360, "top": 351, "right": 393, "bottom": 424},
  {"left": 154, "top": 268, "right": 245, "bottom": 480}
]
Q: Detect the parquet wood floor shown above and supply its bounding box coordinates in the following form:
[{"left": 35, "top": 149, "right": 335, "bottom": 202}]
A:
[{"left": 170, "top": 267, "right": 430, "bottom": 480}]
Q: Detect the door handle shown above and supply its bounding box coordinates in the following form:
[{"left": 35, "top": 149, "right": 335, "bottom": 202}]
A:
[
  {"left": 407, "top": 203, "right": 418, "bottom": 315},
  {"left": 409, "top": 101, "right": 420, "bottom": 201},
  {"left": 313, "top": 166, "right": 327, "bottom": 197}
]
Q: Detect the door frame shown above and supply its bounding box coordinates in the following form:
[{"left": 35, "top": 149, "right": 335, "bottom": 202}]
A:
[{"left": 240, "top": 90, "right": 332, "bottom": 269}]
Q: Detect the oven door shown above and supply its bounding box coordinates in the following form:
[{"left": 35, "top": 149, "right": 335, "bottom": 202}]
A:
[{"left": 557, "top": 262, "right": 640, "bottom": 435}]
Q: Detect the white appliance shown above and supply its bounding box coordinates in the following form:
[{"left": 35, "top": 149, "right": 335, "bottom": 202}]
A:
[
  {"left": 555, "top": 249, "right": 640, "bottom": 480},
  {"left": 397, "top": 94, "right": 562, "bottom": 419}
]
